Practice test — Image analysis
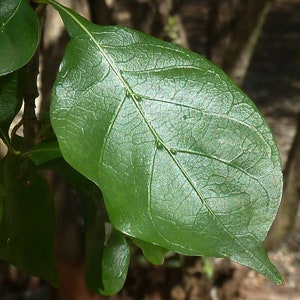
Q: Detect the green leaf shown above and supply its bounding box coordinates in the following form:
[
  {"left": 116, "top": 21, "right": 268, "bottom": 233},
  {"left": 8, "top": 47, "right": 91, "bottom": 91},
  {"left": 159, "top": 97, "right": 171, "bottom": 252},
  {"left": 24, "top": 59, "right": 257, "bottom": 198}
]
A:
[
  {"left": 0, "top": 0, "right": 39, "bottom": 76},
  {"left": 25, "top": 141, "right": 62, "bottom": 165},
  {"left": 0, "top": 71, "right": 24, "bottom": 142},
  {"left": 100, "top": 228, "right": 130, "bottom": 295},
  {"left": 48, "top": 1, "right": 283, "bottom": 284},
  {"left": 132, "top": 238, "right": 168, "bottom": 265},
  {"left": 0, "top": 154, "right": 58, "bottom": 285}
]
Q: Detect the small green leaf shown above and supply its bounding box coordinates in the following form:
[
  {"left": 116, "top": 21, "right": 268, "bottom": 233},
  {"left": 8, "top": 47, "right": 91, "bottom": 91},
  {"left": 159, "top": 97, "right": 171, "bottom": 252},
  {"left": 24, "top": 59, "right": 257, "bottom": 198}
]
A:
[
  {"left": 0, "top": 71, "right": 24, "bottom": 141},
  {"left": 48, "top": 1, "right": 283, "bottom": 284},
  {"left": 0, "top": 154, "right": 58, "bottom": 285},
  {"left": 0, "top": 0, "right": 39, "bottom": 75},
  {"left": 25, "top": 141, "right": 62, "bottom": 165},
  {"left": 100, "top": 229, "right": 130, "bottom": 295},
  {"left": 132, "top": 238, "right": 168, "bottom": 265}
]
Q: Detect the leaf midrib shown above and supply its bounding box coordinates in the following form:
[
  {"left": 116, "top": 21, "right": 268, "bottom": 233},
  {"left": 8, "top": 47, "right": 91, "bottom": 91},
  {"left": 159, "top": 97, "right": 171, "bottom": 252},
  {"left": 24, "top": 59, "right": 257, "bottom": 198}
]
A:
[{"left": 50, "top": 0, "right": 273, "bottom": 274}]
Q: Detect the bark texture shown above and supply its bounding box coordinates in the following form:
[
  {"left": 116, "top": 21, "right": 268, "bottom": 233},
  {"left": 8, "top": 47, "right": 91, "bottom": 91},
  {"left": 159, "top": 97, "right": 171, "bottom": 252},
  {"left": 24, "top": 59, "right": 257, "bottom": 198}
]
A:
[
  {"left": 265, "top": 114, "right": 300, "bottom": 250},
  {"left": 208, "top": 0, "right": 271, "bottom": 85}
]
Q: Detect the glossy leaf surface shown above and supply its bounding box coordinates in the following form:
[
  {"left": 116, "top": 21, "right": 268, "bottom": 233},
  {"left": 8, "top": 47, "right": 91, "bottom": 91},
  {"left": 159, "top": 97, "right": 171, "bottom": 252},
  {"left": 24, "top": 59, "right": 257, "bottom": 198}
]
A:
[
  {"left": 132, "top": 238, "right": 168, "bottom": 265},
  {"left": 100, "top": 229, "right": 130, "bottom": 295},
  {"left": 0, "top": 71, "right": 23, "bottom": 141},
  {"left": 0, "top": 0, "right": 39, "bottom": 75},
  {"left": 0, "top": 154, "right": 58, "bottom": 285},
  {"left": 48, "top": 1, "right": 283, "bottom": 284}
]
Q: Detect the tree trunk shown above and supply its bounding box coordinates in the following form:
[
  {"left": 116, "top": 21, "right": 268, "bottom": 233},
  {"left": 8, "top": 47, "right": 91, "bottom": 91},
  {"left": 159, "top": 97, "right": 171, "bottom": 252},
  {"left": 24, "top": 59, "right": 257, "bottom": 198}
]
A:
[
  {"left": 88, "top": 0, "right": 113, "bottom": 25},
  {"left": 116, "top": 0, "right": 187, "bottom": 46},
  {"left": 265, "top": 114, "right": 300, "bottom": 250},
  {"left": 208, "top": 0, "right": 271, "bottom": 85}
]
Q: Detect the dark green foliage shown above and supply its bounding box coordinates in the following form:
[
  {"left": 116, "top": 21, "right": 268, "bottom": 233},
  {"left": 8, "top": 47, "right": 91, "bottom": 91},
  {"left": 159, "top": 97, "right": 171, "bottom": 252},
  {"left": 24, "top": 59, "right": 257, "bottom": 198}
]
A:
[
  {"left": 0, "top": 0, "right": 39, "bottom": 76},
  {"left": 0, "top": 154, "right": 58, "bottom": 285}
]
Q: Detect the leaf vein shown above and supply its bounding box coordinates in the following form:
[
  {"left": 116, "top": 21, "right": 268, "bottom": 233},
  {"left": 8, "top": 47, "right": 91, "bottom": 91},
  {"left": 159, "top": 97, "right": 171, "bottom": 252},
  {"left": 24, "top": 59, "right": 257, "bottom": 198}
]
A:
[
  {"left": 98, "top": 96, "right": 127, "bottom": 170},
  {"left": 175, "top": 148, "right": 270, "bottom": 203},
  {"left": 139, "top": 96, "right": 271, "bottom": 151},
  {"left": 168, "top": 153, "right": 272, "bottom": 271},
  {"left": 0, "top": 0, "right": 21, "bottom": 30}
]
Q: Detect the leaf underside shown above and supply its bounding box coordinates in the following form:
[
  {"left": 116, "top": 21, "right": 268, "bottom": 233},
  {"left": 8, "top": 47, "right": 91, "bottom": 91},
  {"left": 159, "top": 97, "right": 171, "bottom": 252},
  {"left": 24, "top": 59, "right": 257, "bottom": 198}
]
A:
[{"left": 48, "top": 0, "right": 283, "bottom": 285}]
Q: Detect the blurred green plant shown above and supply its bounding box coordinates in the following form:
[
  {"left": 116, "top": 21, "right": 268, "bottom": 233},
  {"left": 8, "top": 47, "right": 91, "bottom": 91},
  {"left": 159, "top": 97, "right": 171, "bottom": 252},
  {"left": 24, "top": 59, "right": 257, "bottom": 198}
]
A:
[{"left": 164, "top": 16, "right": 182, "bottom": 45}]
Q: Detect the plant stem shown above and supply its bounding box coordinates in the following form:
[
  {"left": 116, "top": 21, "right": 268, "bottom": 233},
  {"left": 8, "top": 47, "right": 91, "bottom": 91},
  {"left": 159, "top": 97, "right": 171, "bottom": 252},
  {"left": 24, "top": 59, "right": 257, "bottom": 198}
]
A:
[
  {"left": 22, "top": 3, "right": 46, "bottom": 150},
  {"left": 23, "top": 50, "right": 39, "bottom": 150}
]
